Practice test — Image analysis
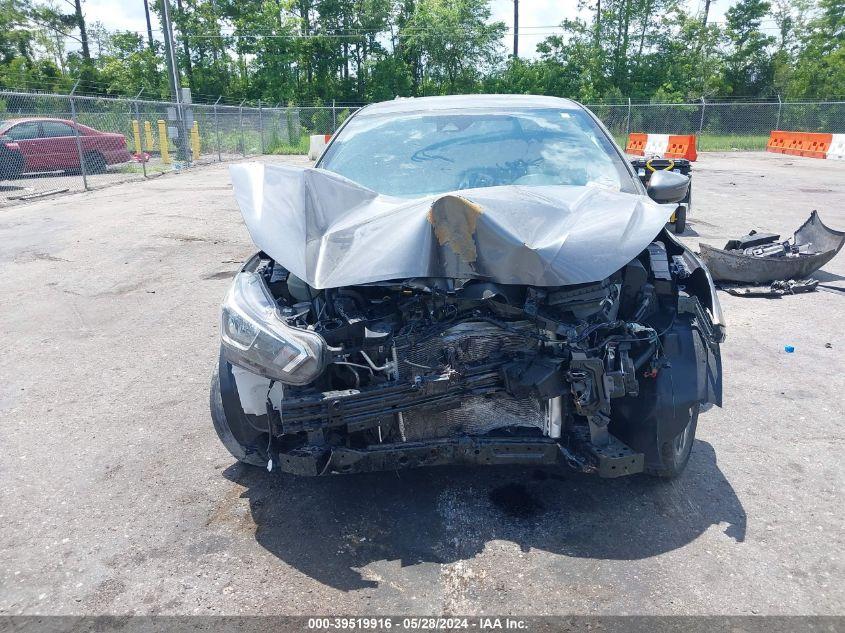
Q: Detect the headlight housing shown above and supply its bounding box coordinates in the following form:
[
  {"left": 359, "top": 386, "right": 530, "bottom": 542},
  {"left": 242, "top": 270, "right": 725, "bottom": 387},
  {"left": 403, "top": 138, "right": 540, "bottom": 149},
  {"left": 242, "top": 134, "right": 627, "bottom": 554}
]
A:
[{"left": 220, "top": 272, "right": 328, "bottom": 385}]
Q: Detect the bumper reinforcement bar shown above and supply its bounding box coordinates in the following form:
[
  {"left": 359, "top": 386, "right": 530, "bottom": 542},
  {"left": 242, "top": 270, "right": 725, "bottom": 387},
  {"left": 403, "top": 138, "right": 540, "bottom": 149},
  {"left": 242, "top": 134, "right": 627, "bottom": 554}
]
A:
[{"left": 276, "top": 435, "right": 644, "bottom": 477}]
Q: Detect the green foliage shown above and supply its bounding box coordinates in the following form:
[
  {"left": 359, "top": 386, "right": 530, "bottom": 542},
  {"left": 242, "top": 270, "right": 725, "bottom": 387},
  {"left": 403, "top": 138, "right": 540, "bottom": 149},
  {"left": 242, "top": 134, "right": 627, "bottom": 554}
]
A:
[
  {"left": 787, "top": 0, "right": 845, "bottom": 98},
  {"left": 267, "top": 133, "right": 310, "bottom": 155},
  {"left": 722, "top": 0, "right": 776, "bottom": 95},
  {"left": 0, "top": 0, "right": 842, "bottom": 104}
]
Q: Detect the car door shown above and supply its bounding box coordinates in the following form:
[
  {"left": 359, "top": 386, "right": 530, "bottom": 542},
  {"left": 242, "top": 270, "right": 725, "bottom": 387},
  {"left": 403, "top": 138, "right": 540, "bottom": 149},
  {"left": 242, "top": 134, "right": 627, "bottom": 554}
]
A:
[
  {"left": 4, "top": 122, "right": 43, "bottom": 172},
  {"left": 40, "top": 121, "right": 82, "bottom": 170}
]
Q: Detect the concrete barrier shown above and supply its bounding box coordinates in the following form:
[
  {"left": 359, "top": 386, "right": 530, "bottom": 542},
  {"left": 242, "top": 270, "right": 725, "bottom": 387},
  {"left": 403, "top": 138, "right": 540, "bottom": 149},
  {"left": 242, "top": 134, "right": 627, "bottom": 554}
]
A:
[
  {"left": 308, "top": 134, "right": 332, "bottom": 160},
  {"left": 626, "top": 133, "right": 697, "bottom": 161},
  {"left": 767, "top": 131, "right": 845, "bottom": 160}
]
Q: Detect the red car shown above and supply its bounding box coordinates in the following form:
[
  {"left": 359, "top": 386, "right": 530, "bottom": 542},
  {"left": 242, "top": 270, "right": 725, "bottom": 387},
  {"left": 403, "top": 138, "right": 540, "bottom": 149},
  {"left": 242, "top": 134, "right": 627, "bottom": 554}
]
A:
[{"left": 0, "top": 118, "right": 132, "bottom": 177}]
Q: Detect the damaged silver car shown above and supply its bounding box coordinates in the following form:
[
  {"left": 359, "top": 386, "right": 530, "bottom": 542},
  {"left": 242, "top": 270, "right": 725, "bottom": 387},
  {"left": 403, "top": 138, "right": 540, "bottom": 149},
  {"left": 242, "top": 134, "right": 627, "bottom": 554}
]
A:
[{"left": 210, "top": 95, "right": 725, "bottom": 479}]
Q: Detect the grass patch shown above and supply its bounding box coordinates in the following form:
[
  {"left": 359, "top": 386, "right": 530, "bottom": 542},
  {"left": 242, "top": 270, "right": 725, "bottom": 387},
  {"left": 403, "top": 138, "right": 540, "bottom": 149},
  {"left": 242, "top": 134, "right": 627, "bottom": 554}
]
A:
[
  {"left": 115, "top": 161, "right": 174, "bottom": 175},
  {"left": 615, "top": 133, "right": 769, "bottom": 152},
  {"left": 697, "top": 134, "right": 769, "bottom": 151},
  {"left": 180, "top": 131, "right": 773, "bottom": 158},
  {"left": 267, "top": 134, "right": 310, "bottom": 155}
]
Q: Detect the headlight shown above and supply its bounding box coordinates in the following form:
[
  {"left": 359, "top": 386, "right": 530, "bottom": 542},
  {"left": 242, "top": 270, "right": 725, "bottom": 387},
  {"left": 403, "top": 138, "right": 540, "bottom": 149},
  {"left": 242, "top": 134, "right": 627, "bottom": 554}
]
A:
[{"left": 220, "top": 272, "right": 327, "bottom": 385}]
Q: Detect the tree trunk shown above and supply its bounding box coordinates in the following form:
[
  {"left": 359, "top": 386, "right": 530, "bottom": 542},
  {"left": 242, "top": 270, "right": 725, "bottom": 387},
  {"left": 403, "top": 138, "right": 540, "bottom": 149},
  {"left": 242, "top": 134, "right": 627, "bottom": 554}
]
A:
[
  {"left": 594, "top": 0, "right": 602, "bottom": 48},
  {"left": 354, "top": 44, "right": 363, "bottom": 97},
  {"left": 343, "top": 11, "right": 349, "bottom": 80},
  {"left": 53, "top": 31, "right": 66, "bottom": 72},
  {"left": 74, "top": 0, "right": 91, "bottom": 63},
  {"left": 613, "top": 0, "right": 625, "bottom": 83},
  {"left": 636, "top": 0, "right": 652, "bottom": 61},
  {"left": 619, "top": 0, "right": 632, "bottom": 90},
  {"left": 632, "top": 0, "right": 652, "bottom": 87},
  {"left": 142, "top": 0, "right": 155, "bottom": 50},
  {"left": 361, "top": 38, "right": 368, "bottom": 96}
]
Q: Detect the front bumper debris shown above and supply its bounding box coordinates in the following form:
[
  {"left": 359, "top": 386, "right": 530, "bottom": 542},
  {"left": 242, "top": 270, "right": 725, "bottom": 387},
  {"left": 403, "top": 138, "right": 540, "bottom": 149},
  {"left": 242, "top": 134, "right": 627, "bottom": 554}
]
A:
[{"left": 699, "top": 211, "right": 845, "bottom": 283}]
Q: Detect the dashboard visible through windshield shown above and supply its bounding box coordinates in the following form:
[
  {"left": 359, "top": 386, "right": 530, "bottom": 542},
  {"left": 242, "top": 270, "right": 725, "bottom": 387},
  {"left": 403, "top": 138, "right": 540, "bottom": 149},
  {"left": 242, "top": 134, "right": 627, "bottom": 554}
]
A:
[{"left": 318, "top": 107, "right": 637, "bottom": 197}]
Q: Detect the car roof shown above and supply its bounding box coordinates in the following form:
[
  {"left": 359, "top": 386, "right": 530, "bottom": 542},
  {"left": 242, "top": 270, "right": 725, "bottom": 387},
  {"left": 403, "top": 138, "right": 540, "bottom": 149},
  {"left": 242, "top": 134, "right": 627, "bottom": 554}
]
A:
[
  {"left": 0, "top": 117, "right": 75, "bottom": 127},
  {"left": 356, "top": 94, "right": 583, "bottom": 116}
]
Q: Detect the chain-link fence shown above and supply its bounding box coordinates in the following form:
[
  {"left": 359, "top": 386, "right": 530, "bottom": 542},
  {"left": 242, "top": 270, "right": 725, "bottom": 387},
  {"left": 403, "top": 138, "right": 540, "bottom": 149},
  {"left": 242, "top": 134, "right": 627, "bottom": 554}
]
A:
[
  {"left": 587, "top": 99, "right": 845, "bottom": 151},
  {"left": 1, "top": 88, "right": 843, "bottom": 206},
  {"left": 0, "top": 89, "right": 358, "bottom": 207}
]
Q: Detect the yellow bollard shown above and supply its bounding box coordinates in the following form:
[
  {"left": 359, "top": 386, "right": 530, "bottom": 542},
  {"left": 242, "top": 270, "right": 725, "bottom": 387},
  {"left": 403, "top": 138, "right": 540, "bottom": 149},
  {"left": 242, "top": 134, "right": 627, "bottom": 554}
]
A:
[
  {"left": 190, "top": 120, "right": 201, "bottom": 160},
  {"left": 157, "top": 120, "right": 170, "bottom": 164},
  {"left": 144, "top": 120, "right": 154, "bottom": 151},
  {"left": 131, "top": 120, "right": 142, "bottom": 155}
]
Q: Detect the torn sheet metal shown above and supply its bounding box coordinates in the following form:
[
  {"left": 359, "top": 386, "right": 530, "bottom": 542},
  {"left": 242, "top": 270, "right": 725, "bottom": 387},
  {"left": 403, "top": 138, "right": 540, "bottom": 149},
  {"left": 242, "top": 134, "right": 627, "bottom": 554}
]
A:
[
  {"left": 229, "top": 162, "right": 674, "bottom": 289},
  {"left": 700, "top": 211, "right": 845, "bottom": 283}
]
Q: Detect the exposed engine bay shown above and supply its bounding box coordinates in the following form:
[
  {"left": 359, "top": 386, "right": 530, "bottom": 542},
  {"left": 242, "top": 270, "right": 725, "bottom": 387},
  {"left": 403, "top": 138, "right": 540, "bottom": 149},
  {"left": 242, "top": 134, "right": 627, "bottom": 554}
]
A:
[{"left": 220, "top": 231, "right": 724, "bottom": 478}]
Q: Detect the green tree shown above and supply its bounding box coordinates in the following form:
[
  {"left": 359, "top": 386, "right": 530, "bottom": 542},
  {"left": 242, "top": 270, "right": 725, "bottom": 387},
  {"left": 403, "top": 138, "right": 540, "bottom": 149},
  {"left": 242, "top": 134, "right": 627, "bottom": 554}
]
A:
[
  {"left": 401, "top": 0, "right": 505, "bottom": 93},
  {"left": 0, "top": 0, "right": 838, "bottom": 108},
  {"left": 722, "top": 0, "right": 776, "bottom": 95},
  {"left": 96, "top": 30, "right": 167, "bottom": 96},
  {"left": 788, "top": 0, "right": 845, "bottom": 98}
]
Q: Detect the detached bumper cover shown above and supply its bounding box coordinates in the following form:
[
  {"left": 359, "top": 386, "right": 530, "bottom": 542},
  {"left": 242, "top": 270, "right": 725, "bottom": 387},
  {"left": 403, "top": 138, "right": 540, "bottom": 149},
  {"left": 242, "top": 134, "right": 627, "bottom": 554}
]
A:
[{"left": 699, "top": 211, "right": 845, "bottom": 284}]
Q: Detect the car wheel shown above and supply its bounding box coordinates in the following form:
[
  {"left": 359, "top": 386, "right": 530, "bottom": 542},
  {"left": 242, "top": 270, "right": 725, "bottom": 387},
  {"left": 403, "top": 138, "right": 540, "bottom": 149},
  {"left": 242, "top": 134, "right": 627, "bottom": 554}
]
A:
[
  {"left": 0, "top": 155, "right": 24, "bottom": 180},
  {"left": 645, "top": 404, "right": 699, "bottom": 478},
  {"left": 210, "top": 365, "right": 267, "bottom": 467},
  {"left": 673, "top": 205, "right": 687, "bottom": 234},
  {"left": 83, "top": 151, "right": 107, "bottom": 174}
]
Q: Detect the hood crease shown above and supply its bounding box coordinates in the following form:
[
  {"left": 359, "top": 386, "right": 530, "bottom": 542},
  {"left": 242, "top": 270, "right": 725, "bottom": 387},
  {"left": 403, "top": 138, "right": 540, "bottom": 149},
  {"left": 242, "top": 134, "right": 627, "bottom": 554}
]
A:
[{"left": 229, "top": 163, "right": 673, "bottom": 288}]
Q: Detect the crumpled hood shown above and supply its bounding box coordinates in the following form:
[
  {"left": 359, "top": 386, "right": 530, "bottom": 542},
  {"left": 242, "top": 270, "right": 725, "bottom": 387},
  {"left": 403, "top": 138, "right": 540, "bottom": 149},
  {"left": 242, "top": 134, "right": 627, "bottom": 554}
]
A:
[{"left": 229, "top": 162, "right": 673, "bottom": 288}]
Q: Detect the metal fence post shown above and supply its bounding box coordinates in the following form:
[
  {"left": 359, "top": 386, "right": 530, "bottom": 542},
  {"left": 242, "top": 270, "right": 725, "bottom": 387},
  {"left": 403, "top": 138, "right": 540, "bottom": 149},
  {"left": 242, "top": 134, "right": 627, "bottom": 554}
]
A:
[
  {"left": 239, "top": 99, "right": 245, "bottom": 156},
  {"left": 274, "top": 103, "right": 284, "bottom": 144},
  {"left": 776, "top": 94, "right": 783, "bottom": 130},
  {"left": 332, "top": 99, "right": 337, "bottom": 132},
  {"left": 69, "top": 79, "right": 88, "bottom": 191},
  {"left": 698, "top": 97, "right": 706, "bottom": 134},
  {"left": 258, "top": 99, "right": 265, "bottom": 154},
  {"left": 214, "top": 96, "right": 222, "bottom": 161},
  {"left": 134, "top": 100, "right": 147, "bottom": 178},
  {"left": 625, "top": 97, "right": 632, "bottom": 136}
]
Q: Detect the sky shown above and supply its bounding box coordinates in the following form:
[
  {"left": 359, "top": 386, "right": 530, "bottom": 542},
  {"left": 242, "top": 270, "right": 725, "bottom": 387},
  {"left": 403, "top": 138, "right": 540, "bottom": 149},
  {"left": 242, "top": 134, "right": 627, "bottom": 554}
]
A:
[
  {"left": 490, "top": 0, "right": 582, "bottom": 57},
  {"left": 81, "top": 0, "right": 740, "bottom": 59}
]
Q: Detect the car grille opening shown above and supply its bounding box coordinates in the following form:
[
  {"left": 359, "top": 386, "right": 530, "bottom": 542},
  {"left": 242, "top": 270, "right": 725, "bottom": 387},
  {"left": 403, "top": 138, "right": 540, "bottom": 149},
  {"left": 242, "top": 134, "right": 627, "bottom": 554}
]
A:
[{"left": 395, "top": 321, "right": 547, "bottom": 440}]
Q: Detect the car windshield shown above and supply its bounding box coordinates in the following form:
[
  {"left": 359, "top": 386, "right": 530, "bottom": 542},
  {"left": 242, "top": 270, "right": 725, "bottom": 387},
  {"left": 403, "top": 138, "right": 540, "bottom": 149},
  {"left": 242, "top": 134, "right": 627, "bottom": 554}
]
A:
[{"left": 318, "top": 107, "right": 637, "bottom": 197}]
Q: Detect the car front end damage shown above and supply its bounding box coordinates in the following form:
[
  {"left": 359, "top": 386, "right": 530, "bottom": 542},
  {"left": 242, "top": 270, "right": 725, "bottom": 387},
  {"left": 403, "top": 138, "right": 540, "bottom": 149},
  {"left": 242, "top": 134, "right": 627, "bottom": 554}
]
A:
[
  {"left": 211, "top": 97, "right": 725, "bottom": 479},
  {"left": 215, "top": 232, "right": 724, "bottom": 478}
]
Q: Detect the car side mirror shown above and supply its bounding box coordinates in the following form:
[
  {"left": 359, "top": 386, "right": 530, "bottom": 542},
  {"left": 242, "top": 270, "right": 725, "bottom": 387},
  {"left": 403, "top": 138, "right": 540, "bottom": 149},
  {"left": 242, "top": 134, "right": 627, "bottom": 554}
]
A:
[{"left": 646, "top": 170, "right": 690, "bottom": 204}]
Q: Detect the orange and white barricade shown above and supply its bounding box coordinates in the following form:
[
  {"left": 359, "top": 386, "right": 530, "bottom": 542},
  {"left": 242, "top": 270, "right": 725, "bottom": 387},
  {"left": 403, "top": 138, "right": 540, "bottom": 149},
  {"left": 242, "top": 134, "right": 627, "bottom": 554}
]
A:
[{"left": 626, "top": 133, "right": 697, "bottom": 161}]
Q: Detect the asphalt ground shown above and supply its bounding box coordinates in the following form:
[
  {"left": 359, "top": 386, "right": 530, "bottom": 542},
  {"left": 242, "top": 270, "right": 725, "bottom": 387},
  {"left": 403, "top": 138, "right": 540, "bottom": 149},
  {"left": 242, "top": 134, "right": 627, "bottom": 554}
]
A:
[
  {"left": 0, "top": 153, "right": 245, "bottom": 208},
  {"left": 0, "top": 152, "right": 843, "bottom": 616}
]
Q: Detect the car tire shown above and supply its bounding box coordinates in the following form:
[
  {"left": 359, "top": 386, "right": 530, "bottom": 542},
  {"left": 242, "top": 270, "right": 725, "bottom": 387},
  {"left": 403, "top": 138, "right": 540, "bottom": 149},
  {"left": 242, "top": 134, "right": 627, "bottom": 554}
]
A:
[
  {"left": 210, "top": 366, "right": 267, "bottom": 467},
  {"left": 645, "top": 405, "right": 699, "bottom": 478},
  {"left": 1, "top": 154, "right": 24, "bottom": 180},
  {"left": 673, "top": 205, "right": 687, "bottom": 234},
  {"left": 83, "top": 151, "right": 107, "bottom": 174}
]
